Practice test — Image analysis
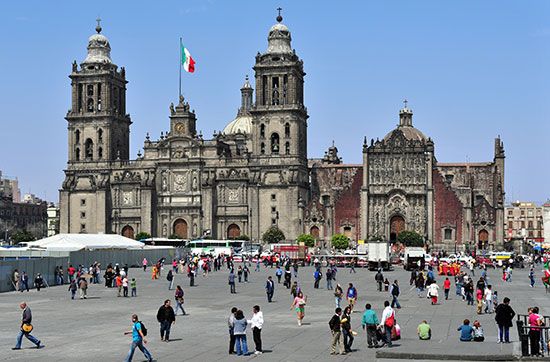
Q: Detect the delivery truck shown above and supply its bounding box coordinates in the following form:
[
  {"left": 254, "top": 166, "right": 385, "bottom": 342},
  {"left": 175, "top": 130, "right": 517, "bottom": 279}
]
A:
[{"left": 367, "top": 240, "right": 390, "bottom": 271}]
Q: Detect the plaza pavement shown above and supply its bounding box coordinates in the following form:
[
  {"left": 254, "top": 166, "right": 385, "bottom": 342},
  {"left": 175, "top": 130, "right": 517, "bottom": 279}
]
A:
[{"left": 1, "top": 261, "right": 549, "bottom": 362}]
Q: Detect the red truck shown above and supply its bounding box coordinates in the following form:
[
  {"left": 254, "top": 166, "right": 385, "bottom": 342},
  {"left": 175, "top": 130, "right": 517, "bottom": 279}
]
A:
[{"left": 270, "top": 244, "right": 308, "bottom": 261}]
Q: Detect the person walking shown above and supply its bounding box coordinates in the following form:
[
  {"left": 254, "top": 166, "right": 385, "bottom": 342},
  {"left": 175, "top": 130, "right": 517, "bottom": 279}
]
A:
[
  {"left": 275, "top": 266, "right": 283, "bottom": 283},
  {"left": 156, "top": 299, "right": 176, "bottom": 342},
  {"left": 427, "top": 281, "right": 439, "bottom": 305},
  {"left": 495, "top": 297, "right": 515, "bottom": 343},
  {"left": 116, "top": 274, "right": 123, "bottom": 297},
  {"left": 229, "top": 269, "right": 236, "bottom": 294},
  {"left": 243, "top": 265, "right": 250, "bottom": 283},
  {"left": 249, "top": 305, "right": 264, "bottom": 355},
  {"left": 12, "top": 302, "right": 43, "bottom": 350},
  {"left": 484, "top": 285, "right": 493, "bottom": 313},
  {"left": 529, "top": 268, "right": 535, "bottom": 288},
  {"left": 20, "top": 272, "right": 29, "bottom": 292},
  {"left": 68, "top": 279, "right": 77, "bottom": 299},
  {"left": 124, "top": 314, "right": 152, "bottom": 362},
  {"left": 347, "top": 283, "right": 358, "bottom": 311},
  {"left": 78, "top": 277, "right": 88, "bottom": 299},
  {"left": 174, "top": 285, "right": 186, "bottom": 316},
  {"left": 326, "top": 267, "right": 334, "bottom": 290},
  {"left": 237, "top": 266, "right": 243, "bottom": 283},
  {"left": 34, "top": 273, "right": 44, "bottom": 292},
  {"left": 166, "top": 270, "right": 174, "bottom": 290},
  {"left": 291, "top": 291, "right": 307, "bottom": 326},
  {"left": 375, "top": 269, "right": 384, "bottom": 292},
  {"left": 528, "top": 306, "right": 544, "bottom": 356},
  {"left": 361, "top": 303, "right": 380, "bottom": 348},
  {"left": 142, "top": 258, "right": 148, "bottom": 272},
  {"left": 334, "top": 284, "right": 343, "bottom": 309},
  {"left": 228, "top": 307, "right": 237, "bottom": 354},
  {"left": 443, "top": 277, "right": 451, "bottom": 300},
  {"left": 349, "top": 259, "right": 357, "bottom": 273},
  {"left": 313, "top": 269, "right": 322, "bottom": 289},
  {"left": 265, "top": 276, "right": 275, "bottom": 303},
  {"left": 233, "top": 309, "right": 250, "bottom": 356},
  {"left": 341, "top": 305, "right": 354, "bottom": 353},
  {"left": 390, "top": 280, "right": 401, "bottom": 309},
  {"left": 329, "top": 307, "right": 345, "bottom": 355},
  {"left": 130, "top": 278, "right": 137, "bottom": 297},
  {"left": 379, "top": 301, "right": 395, "bottom": 348}
]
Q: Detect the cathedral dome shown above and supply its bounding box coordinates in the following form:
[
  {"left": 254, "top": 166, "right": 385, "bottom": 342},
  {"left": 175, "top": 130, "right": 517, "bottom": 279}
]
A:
[
  {"left": 222, "top": 115, "right": 253, "bottom": 135},
  {"left": 82, "top": 22, "right": 112, "bottom": 65},
  {"left": 267, "top": 14, "right": 292, "bottom": 54},
  {"left": 383, "top": 106, "right": 428, "bottom": 142}
]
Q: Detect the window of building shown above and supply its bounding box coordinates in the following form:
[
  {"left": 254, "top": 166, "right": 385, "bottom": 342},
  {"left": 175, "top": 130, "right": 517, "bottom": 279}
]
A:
[
  {"left": 260, "top": 124, "right": 265, "bottom": 138},
  {"left": 80, "top": 211, "right": 86, "bottom": 219},
  {"left": 98, "top": 129, "right": 103, "bottom": 143},
  {"left": 262, "top": 75, "right": 267, "bottom": 105},
  {"left": 87, "top": 84, "right": 94, "bottom": 96},
  {"left": 444, "top": 228, "right": 453, "bottom": 240},
  {"left": 98, "top": 147, "right": 103, "bottom": 159},
  {"left": 271, "top": 206, "right": 276, "bottom": 213},
  {"left": 445, "top": 174, "right": 454, "bottom": 183},
  {"left": 80, "top": 223, "right": 86, "bottom": 232},
  {"left": 80, "top": 199, "right": 86, "bottom": 206},
  {"left": 75, "top": 130, "right": 81, "bottom": 144},
  {"left": 283, "top": 75, "right": 288, "bottom": 104},
  {"left": 528, "top": 210, "right": 534, "bottom": 217},
  {"left": 272, "top": 218, "right": 277, "bottom": 225},
  {"left": 78, "top": 84, "right": 83, "bottom": 111},
  {"left": 84, "top": 138, "right": 94, "bottom": 159},
  {"left": 271, "top": 77, "right": 280, "bottom": 105},
  {"left": 521, "top": 210, "right": 525, "bottom": 216},
  {"left": 529, "top": 231, "right": 534, "bottom": 238},
  {"left": 285, "top": 142, "right": 290, "bottom": 155},
  {"left": 285, "top": 123, "right": 290, "bottom": 138},
  {"left": 271, "top": 133, "right": 280, "bottom": 154},
  {"left": 528, "top": 221, "right": 533, "bottom": 229},
  {"left": 508, "top": 221, "right": 513, "bottom": 229},
  {"left": 508, "top": 210, "right": 513, "bottom": 216},
  {"left": 75, "top": 148, "right": 80, "bottom": 161},
  {"left": 260, "top": 142, "right": 265, "bottom": 155},
  {"left": 87, "top": 98, "right": 94, "bottom": 112},
  {"left": 271, "top": 194, "right": 276, "bottom": 201},
  {"left": 521, "top": 221, "right": 525, "bottom": 228}
]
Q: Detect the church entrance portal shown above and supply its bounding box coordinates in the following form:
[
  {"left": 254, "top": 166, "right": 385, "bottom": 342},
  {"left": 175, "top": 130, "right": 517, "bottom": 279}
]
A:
[
  {"left": 121, "top": 225, "right": 134, "bottom": 239},
  {"left": 173, "top": 219, "right": 188, "bottom": 239},
  {"left": 390, "top": 216, "right": 405, "bottom": 243},
  {"left": 478, "top": 229, "right": 489, "bottom": 250},
  {"left": 227, "top": 224, "right": 241, "bottom": 239}
]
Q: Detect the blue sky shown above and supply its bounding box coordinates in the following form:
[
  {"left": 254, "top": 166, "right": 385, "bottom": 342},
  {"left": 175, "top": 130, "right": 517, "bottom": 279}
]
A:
[{"left": 1, "top": 0, "right": 548, "bottom": 204}]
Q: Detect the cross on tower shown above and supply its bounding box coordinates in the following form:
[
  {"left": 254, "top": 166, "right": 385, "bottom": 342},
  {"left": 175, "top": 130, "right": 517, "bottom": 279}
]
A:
[
  {"left": 403, "top": 98, "right": 408, "bottom": 109},
  {"left": 276, "top": 7, "right": 283, "bottom": 22},
  {"left": 95, "top": 17, "right": 102, "bottom": 33}
]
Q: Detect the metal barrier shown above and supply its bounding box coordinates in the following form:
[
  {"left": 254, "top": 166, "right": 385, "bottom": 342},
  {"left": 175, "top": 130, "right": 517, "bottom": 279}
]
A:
[{"left": 517, "top": 314, "right": 550, "bottom": 357}]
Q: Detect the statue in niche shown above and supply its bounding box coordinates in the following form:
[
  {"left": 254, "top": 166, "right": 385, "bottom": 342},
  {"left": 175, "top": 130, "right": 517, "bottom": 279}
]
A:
[
  {"left": 193, "top": 223, "right": 198, "bottom": 236},
  {"left": 162, "top": 174, "right": 168, "bottom": 191},
  {"left": 192, "top": 176, "right": 198, "bottom": 190},
  {"left": 162, "top": 224, "right": 168, "bottom": 237}
]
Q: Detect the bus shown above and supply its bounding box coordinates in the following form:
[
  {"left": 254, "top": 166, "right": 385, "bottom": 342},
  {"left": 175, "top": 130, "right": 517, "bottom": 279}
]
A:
[{"left": 186, "top": 239, "right": 250, "bottom": 257}]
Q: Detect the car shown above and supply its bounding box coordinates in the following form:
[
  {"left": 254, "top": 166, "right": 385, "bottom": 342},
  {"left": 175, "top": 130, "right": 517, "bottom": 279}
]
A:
[
  {"left": 475, "top": 256, "right": 494, "bottom": 268},
  {"left": 343, "top": 249, "right": 357, "bottom": 255},
  {"left": 424, "top": 254, "right": 433, "bottom": 263}
]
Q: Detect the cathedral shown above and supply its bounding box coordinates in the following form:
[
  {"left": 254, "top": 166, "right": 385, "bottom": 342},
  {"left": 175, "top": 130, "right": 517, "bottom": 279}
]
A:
[{"left": 59, "top": 15, "right": 505, "bottom": 251}]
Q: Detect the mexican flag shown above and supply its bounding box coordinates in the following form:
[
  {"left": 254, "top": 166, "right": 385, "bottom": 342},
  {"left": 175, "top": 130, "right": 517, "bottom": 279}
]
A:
[{"left": 181, "top": 43, "right": 195, "bottom": 73}]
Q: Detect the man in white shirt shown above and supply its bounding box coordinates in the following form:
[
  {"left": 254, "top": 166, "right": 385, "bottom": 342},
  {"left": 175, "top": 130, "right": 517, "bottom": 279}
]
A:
[
  {"left": 249, "top": 305, "right": 264, "bottom": 355},
  {"left": 379, "top": 301, "right": 395, "bottom": 347}
]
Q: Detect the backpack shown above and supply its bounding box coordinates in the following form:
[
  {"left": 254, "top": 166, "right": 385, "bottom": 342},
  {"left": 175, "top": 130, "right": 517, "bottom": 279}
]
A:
[{"left": 138, "top": 321, "right": 148, "bottom": 336}]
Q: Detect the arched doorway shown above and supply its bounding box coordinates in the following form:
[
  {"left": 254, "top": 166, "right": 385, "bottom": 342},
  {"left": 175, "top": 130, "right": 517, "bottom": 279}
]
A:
[
  {"left": 121, "top": 225, "right": 134, "bottom": 239},
  {"left": 227, "top": 224, "right": 241, "bottom": 239},
  {"left": 478, "top": 229, "right": 489, "bottom": 250},
  {"left": 390, "top": 215, "right": 405, "bottom": 243},
  {"left": 173, "top": 219, "right": 188, "bottom": 239},
  {"left": 310, "top": 226, "right": 320, "bottom": 240}
]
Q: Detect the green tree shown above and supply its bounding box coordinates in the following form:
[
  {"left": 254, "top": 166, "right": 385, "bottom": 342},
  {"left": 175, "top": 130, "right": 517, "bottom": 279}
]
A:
[
  {"left": 331, "top": 234, "right": 349, "bottom": 250},
  {"left": 297, "top": 233, "right": 316, "bottom": 247},
  {"left": 232, "top": 235, "right": 251, "bottom": 241},
  {"left": 135, "top": 232, "right": 151, "bottom": 241},
  {"left": 397, "top": 230, "right": 424, "bottom": 247},
  {"left": 368, "top": 235, "right": 384, "bottom": 241},
  {"left": 262, "top": 227, "right": 285, "bottom": 244},
  {"left": 11, "top": 230, "right": 35, "bottom": 244}
]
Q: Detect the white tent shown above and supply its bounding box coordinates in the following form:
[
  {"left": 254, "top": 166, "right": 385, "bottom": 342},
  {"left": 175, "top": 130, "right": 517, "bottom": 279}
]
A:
[{"left": 24, "top": 234, "right": 146, "bottom": 251}]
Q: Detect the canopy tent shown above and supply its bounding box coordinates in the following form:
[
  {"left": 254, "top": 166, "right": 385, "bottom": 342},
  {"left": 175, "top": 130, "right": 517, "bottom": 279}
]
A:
[{"left": 23, "top": 234, "right": 146, "bottom": 252}]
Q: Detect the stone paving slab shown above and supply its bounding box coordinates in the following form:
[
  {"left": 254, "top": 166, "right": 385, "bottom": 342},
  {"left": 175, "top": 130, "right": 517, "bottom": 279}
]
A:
[{"left": 0, "top": 263, "right": 549, "bottom": 361}]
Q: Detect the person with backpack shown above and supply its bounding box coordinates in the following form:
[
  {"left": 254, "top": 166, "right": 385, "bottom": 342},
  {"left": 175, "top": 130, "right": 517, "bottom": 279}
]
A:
[
  {"left": 313, "top": 269, "right": 322, "bottom": 289},
  {"left": 329, "top": 308, "right": 345, "bottom": 355},
  {"left": 124, "top": 314, "right": 152, "bottom": 362},
  {"left": 156, "top": 299, "right": 176, "bottom": 342},
  {"left": 379, "top": 301, "right": 395, "bottom": 347},
  {"left": 347, "top": 283, "right": 358, "bottom": 311},
  {"left": 167, "top": 270, "right": 174, "bottom": 290},
  {"left": 68, "top": 279, "right": 77, "bottom": 300},
  {"left": 390, "top": 280, "right": 401, "bottom": 309},
  {"left": 174, "top": 285, "right": 186, "bottom": 315}
]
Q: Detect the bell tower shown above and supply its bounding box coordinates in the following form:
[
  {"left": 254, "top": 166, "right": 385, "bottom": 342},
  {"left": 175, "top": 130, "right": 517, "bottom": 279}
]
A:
[
  {"left": 251, "top": 11, "right": 308, "bottom": 161},
  {"left": 65, "top": 19, "right": 131, "bottom": 163}
]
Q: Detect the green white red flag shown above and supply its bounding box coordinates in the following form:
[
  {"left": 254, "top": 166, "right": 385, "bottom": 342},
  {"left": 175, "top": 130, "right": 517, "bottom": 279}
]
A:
[{"left": 181, "top": 43, "right": 195, "bottom": 73}]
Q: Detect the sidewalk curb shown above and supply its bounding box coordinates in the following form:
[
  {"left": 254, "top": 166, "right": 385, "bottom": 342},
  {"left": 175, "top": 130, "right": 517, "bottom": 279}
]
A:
[{"left": 375, "top": 350, "right": 518, "bottom": 361}]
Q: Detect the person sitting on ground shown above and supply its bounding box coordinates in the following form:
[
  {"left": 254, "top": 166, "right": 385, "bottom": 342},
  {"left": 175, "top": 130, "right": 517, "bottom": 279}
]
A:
[
  {"left": 417, "top": 320, "right": 431, "bottom": 340},
  {"left": 458, "top": 319, "right": 473, "bottom": 341},
  {"left": 472, "top": 320, "right": 484, "bottom": 342}
]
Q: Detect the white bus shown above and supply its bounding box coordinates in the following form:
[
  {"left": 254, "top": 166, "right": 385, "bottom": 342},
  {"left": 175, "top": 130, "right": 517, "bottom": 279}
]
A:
[{"left": 187, "top": 239, "right": 249, "bottom": 257}]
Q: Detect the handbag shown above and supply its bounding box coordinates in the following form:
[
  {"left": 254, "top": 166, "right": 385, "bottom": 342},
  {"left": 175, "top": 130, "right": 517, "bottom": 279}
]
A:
[{"left": 21, "top": 323, "right": 33, "bottom": 334}]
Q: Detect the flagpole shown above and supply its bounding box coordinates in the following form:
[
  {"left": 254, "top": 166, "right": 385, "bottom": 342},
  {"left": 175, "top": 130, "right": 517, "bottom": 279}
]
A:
[{"left": 179, "top": 37, "right": 182, "bottom": 99}]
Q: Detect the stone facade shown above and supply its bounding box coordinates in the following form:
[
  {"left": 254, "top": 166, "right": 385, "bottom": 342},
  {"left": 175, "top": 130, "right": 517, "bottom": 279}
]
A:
[
  {"left": 505, "top": 201, "right": 545, "bottom": 247},
  {"left": 59, "top": 17, "right": 505, "bottom": 250}
]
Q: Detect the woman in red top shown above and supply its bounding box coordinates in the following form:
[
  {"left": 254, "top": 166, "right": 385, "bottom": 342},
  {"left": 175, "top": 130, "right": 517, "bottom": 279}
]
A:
[
  {"left": 528, "top": 307, "right": 544, "bottom": 356},
  {"left": 443, "top": 278, "right": 451, "bottom": 300}
]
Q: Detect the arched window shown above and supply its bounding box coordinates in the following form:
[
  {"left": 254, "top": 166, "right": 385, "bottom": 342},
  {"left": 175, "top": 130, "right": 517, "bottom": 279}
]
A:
[
  {"left": 98, "top": 147, "right": 103, "bottom": 159},
  {"left": 285, "top": 123, "right": 290, "bottom": 138},
  {"left": 271, "top": 133, "right": 280, "bottom": 154},
  {"left": 87, "top": 84, "right": 94, "bottom": 96},
  {"left": 84, "top": 138, "right": 94, "bottom": 160},
  {"left": 285, "top": 141, "right": 290, "bottom": 155},
  {"left": 260, "top": 124, "right": 265, "bottom": 138},
  {"left": 98, "top": 129, "right": 103, "bottom": 143},
  {"left": 75, "top": 130, "right": 80, "bottom": 144},
  {"left": 260, "top": 142, "right": 265, "bottom": 155},
  {"left": 87, "top": 98, "right": 94, "bottom": 112},
  {"left": 75, "top": 147, "right": 80, "bottom": 161}
]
